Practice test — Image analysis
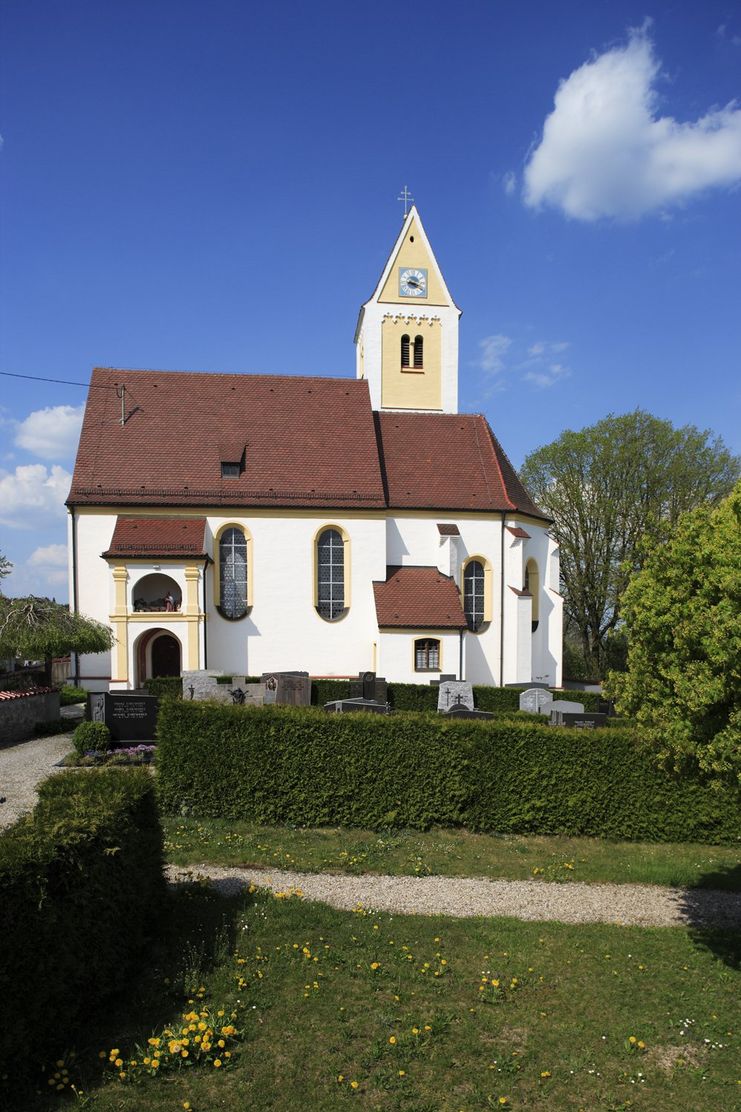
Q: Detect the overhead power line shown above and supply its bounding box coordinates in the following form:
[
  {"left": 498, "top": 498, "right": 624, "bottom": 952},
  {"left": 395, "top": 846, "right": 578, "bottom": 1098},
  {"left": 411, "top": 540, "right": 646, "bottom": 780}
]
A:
[{"left": 0, "top": 370, "right": 119, "bottom": 391}]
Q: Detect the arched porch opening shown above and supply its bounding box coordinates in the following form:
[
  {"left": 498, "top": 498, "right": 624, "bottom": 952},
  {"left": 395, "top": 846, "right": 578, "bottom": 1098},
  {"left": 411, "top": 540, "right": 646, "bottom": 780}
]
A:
[{"left": 135, "top": 628, "right": 182, "bottom": 688}]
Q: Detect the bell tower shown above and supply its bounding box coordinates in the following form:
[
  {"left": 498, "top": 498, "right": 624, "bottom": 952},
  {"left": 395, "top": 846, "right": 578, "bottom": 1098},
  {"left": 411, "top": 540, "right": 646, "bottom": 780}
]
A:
[{"left": 355, "top": 203, "right": 461, "bottom": 413}]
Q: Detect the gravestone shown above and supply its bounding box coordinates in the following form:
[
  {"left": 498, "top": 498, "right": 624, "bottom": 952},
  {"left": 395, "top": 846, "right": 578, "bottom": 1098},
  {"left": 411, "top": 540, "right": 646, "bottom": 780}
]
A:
[
  {"left": 554, "top": 712, "right": 608, "bottom": 729},
  {"left": 348, "top": 671, "right": 388, "bottom": 704},
  {"left": 182, "top": 670, "right": 264, "bottom": 706},
  {"left": 437, "top": 680, "right": 474, "bottom": 713},
  {"left": 90, "top": 692, "right": 159, "bottom": 742},
  {"left": 261, "top": 671, "right": 311, "bottom": 707},
  {"left": 519, "top": 688, "right": 554, "bottom": 717},
  {"left": 324, "top": 697, "right": 390, "bottom": 715},
  {"left": 549, "top": 699, "right": 585, "bottom": 726}
]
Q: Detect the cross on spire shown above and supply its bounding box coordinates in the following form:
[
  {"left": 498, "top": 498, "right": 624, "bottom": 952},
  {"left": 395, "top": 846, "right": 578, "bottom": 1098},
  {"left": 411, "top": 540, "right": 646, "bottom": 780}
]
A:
[{"left": 397, "top": 185, "right": 414, "bottom": 218}]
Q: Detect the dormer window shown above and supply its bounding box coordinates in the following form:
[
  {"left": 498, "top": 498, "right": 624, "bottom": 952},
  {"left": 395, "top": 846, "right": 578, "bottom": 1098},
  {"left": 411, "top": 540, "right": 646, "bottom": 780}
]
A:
[{"left": 221, "top": 461, "right": 241, "bottom": 478}]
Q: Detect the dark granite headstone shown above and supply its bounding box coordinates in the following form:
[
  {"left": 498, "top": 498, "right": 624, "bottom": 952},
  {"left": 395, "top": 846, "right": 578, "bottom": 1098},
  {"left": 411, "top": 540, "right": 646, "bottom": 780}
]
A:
[
  {"left": 103, "top": 692, "right": 159, "bottom": 742},
  {"left": 348, "top": 672, "right": 388, "bottom": 704},
  {"left": 444, "top": 705, "right": 496, "bottom": 720},
  {"left": 552, "top": 712, "right": 608, "bottom": 729}
]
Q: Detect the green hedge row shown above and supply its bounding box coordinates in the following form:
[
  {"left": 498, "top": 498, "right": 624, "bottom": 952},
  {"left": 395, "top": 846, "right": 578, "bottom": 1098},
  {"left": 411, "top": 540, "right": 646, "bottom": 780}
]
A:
[
  {"left": 310, "top": 680, "right": 602, "bottom": 712},
  {"left": 156, "top": 702, "right": 739, "bottom": 844},
  {"left": 0, "top": 769, "right": 166, "bottom": 1087}
]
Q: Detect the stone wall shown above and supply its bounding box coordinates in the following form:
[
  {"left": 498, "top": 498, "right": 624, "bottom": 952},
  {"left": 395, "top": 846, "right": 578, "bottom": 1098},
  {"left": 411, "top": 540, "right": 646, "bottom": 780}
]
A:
[{"left": 0, "top": 690, "right": 61, "bottom": 746}]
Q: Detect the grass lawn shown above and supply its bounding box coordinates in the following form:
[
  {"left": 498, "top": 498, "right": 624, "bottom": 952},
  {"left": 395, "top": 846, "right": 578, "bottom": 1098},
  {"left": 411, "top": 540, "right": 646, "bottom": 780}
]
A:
[
  {"left": 26, "top": 883, "right": 740, "bottom": 1112},
  {"left": 163, "top": 817, "right": 741, "bottom": 890}
]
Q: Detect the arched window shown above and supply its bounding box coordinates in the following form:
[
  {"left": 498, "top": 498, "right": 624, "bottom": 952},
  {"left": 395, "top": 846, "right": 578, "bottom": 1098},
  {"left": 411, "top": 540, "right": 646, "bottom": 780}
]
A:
[
  {"left": 525, "top": 558, "right": 539, "bottom": 633},
  {"left": 401, "top": 334, "right": 410, "bottom": 368},
  {"left": 316, "top": 527, "right": 346, "bottom": 621},
  {"left": 413, "top": 334, "right": 424, "bottom": 368},
  {"left": 219, "top": 526, "right": 248, "bottom": 619},
  {"left": 463, "top": 559, "right": 485, "bottom": 631},
  {"left": 414, "top": 638, "right": 440, "bottom": 671}
]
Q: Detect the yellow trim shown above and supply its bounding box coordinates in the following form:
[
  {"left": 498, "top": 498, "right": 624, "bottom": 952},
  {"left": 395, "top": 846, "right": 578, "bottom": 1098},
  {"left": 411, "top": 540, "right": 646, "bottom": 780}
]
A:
[
  {"left": 381, "top": 316, "right": 442, "bottom": 410},
  {"left": 184, "top": 563, "right": 201, "bottom": 616},
  {"left": 213, "top": 522, "right": 253, "bottom": 616},
  {"left": 412, "top": 635, "right": 443, "bottom": 674},
  {"left": 312, "top": 523, "right": 351, "bottom": 619},
  {"left": 460, "top": 555, "right": 493, "bottom": 627},
  {"left": 110, "top": 618, "right": 128, "bottom": 682},
  {"left": 111, "top": 564, "right": 128, "bottom": 616}
]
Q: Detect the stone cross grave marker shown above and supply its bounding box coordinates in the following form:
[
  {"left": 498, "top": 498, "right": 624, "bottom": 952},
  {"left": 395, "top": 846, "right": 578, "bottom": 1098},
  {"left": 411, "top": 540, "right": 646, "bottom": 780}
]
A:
[
  {"left": 519, "top": 688, "right": 554, "bottom": 716},
  {"left": 438, "top": 680, "right": 474, "bottom": 713}
]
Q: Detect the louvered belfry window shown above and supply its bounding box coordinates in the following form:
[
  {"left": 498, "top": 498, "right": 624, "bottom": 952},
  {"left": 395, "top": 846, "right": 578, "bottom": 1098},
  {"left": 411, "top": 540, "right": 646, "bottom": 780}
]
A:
[
  {"left": 463, "top": 559, "right": 486, "bottom": 631},
  {"left": 219, "top": 527, "right": 248, "bottom": 619},
  {"left": 401, "top": 334, "right": 411, "bottom": 368},
  {"left": 413, "top": 334, "right": 424, "bottom": 368},
  {"left": 317, "top": 528, "right": 345, "bottom": 620},
  {"left": 415, "top": 638, "right": 440, "bottom": 671}
]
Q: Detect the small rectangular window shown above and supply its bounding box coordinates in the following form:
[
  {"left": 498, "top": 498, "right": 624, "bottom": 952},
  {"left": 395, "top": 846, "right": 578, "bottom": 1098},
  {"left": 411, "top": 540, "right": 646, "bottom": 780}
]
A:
[{"left": 221, "top": 462, "right": 241, "bottom": 478}]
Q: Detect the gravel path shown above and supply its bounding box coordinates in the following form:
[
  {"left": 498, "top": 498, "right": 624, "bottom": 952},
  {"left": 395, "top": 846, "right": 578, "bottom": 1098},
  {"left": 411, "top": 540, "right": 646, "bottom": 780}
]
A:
[
  {"left": 165, "top": 863, "right": 741, "bottom": 930},
  {"left": 0, "top": 730, "right": 73, "bottom": 829}
]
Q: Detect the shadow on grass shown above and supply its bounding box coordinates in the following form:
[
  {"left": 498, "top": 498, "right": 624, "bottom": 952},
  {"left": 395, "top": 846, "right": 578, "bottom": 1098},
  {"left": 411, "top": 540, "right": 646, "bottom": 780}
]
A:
[
  {"left": 13, "top": 882, "right": 250, "bottom": 1112},
  {"left": 679, "top": 863, "right": 741, "bottom": 971}
]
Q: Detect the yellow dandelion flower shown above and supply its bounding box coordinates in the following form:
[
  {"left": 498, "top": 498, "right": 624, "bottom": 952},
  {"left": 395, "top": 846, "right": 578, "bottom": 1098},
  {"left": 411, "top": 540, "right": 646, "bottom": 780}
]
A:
[
  {"left": 337, "top": 1074, "right": 344, "bottom": 1083},
  {"left": 541, "top": 1070, "right": 551, "bottom": 1078},
  {"left": 213, "top": 1059, "right": 222, "bottom": 1068},
  {"left": 398, "top": 1070, "right": 405, "bottom": 1077},
  {"left": 370, "top": 961, "right": 380, "bottom": 970},
  {"left": 389, "top": 1036, "right": 397, "bottom": 1045},
  {"left": 350, "top": 1080, "right": 359, "bottom": 1089},
  {"left": 114, "top": 1058, "right": 123, "bottom": 1069}
]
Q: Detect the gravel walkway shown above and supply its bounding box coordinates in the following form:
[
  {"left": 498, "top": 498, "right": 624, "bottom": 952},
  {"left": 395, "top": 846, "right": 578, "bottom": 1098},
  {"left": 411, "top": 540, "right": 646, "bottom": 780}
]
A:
[
  {"left": 0, "top": 730, "right": 73, "bottom": 829},
  {"left": 165, "top": 863, "right": 741, "bottom": 930}
]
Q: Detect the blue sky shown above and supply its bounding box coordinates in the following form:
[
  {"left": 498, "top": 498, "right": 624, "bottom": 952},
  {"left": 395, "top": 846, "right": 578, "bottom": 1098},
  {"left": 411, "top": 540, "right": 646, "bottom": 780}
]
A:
[{"left": 1, "top": 1, "right": 740, "bottom": 600}]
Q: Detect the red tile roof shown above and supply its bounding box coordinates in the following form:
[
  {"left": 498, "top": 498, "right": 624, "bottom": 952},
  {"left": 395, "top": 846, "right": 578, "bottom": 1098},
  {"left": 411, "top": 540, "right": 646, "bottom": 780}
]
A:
[
  {"left": 373, "top": 566, "right": 467, "bottom": 629},
  {"left": 0, "top": 687, "right": 56, "bottom": 701},
  {"left": 69, "top": 369, "right": 387, "bottom": 510},
  {"left": 437, "top": 523, "right": 460, "bottom": 535},
  {"left": 68, "top": 368, "right": 548, "bottom": 519},
  {"left": 375, "top": 411, "right": 548, "bottom": 517},
  {"left": 103, "top": 517, "right": 208, "bottom": 558},
  {"left": 506, "top": 526, "right": 531, "bottom": 539}
]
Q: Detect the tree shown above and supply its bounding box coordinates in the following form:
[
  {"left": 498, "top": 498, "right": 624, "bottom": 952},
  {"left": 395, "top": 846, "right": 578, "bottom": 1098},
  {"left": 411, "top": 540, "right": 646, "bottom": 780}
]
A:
[
  {"left": 520, "top": 411, "right": 739, "bottom": 676},
  {"left": 606, "top": 483, "right": 741, "bottom": 786},
  {"left": 0, "top": 551, "right": 11, "bottom": 590},
  {"left": 0, "top": 596, "right": 113, "bottom": 683}
]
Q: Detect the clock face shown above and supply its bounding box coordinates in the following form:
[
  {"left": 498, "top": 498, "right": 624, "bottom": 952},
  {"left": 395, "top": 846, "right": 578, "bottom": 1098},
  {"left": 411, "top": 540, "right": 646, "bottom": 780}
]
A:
[{"left": 399, "top": 267, "right": 428, "bottom": 297}]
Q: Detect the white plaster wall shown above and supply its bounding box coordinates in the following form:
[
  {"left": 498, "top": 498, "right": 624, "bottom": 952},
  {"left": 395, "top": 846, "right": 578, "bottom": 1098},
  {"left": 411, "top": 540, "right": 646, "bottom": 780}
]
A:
[
  {"left": 205, "top": 512, "right": 387, "bottom": 678},
  {"left": 378, "top": 629, "right": 460, "bottom": 685},
  {"left": 71, "top": 511, "right": 118, "bottom": 687}
]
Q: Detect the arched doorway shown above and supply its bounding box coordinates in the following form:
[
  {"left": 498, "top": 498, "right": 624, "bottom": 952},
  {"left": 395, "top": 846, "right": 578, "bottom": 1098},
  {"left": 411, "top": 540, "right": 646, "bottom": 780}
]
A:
[
  {"left": 151, "top": 634, "right": 181, "bottom": 677},
  {"left": 135, "top": 628, "right": 182, "bottom": 688}
]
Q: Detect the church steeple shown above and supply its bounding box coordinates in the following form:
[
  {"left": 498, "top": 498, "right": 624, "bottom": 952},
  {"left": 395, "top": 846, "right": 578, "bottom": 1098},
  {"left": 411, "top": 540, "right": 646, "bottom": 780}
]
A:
[{"left": 355, "top": 204, "right": 461, "bottom": 413}]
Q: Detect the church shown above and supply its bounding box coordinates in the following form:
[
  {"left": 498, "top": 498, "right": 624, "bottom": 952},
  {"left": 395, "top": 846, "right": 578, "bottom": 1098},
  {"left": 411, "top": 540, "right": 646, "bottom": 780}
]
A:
[{"left": 67, "top": 206, "right": 562, "bottom": 691}]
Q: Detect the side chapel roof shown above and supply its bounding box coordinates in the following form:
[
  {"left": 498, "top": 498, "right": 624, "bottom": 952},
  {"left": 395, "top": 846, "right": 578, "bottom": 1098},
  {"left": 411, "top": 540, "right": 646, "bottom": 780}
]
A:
[{"left": 373, "top": 566, "right": 467, "bottom": 629}]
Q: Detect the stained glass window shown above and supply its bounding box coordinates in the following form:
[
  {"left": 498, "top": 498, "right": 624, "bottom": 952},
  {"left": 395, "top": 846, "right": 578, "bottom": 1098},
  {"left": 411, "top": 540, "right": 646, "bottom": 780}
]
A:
[
  {"left": 317, "top": 528, "right": 345, "bottom": 620},
  {"left": 464, "top": 559, "right": 486, "bottom": 631},
  {"left": 219, "top": 527, "right": 248, "bottom": 619}
]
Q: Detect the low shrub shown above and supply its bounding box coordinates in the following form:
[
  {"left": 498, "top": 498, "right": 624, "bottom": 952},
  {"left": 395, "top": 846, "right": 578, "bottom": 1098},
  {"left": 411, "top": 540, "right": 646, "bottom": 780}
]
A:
[
  {"left": 0, "top": 768, "right": 166, "bottom": 1088},
  {"left": 59, "top": 685, "right": 87, "bottom": 705},
  {"left": 144, "top": 675, "right": 182, "bottom": 699},
  {"left": 155, "top": 702, "right": 740, "bottom": 844},
  {"left": 72, "top": 720, "right": 111, "bottom": 757}
]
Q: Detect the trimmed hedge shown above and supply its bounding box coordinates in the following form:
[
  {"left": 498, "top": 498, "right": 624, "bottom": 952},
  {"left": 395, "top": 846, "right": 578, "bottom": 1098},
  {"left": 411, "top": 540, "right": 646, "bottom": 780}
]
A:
[
  {"left": 310, "top": 679, "right": 602, "bottom": 713},
  {"left": 156, "top": 701, "right": 740, "bottom": 844},
  {"left": 0, "top": 769, "right": 166, "bottom": 1087},
  {"left": 145, "top": 675, "right": 183, "bottom": 699}
]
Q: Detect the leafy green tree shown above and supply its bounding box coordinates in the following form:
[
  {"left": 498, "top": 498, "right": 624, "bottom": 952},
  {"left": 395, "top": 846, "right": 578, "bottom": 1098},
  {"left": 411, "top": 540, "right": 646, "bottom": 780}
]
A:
[
  {"left": 520, "top": 411, "right": 739, "bottom": 676},
  {"left": 607, "top": 483, "right": 741, "bottom": 786},
  {"left": 0, "top": 551, "right": 12, "bottom": 590},
  {"left": 0, "top": 595, "right": 113, "bottom": 684}
]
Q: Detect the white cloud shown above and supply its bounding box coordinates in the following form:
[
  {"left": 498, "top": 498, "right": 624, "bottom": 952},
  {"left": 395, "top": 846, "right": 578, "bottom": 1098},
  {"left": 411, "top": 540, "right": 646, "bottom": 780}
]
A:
[
  {"left": 15, "top": 404, "right": 84, "bottom": 461},
  {"left": 0, "top": 464, "right": 71, "bottom": 528},
  {"left": 28, "top": 543, "right": 68, "bottom": 568},
  {"left": 503, "top": 171, "right": 517, "bottom": 195},
  {"left": 524, "top": 31, "right": 741, "bottom": 220},
  {"left": 524, "top": 362, "right": 571, "bottom": 389},
  {"left": 477, "top": 334, "right": 512, "bottom": 374}
]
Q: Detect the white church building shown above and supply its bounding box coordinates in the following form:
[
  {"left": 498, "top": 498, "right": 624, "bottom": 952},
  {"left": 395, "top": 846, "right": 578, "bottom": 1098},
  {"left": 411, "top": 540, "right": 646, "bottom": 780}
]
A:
[{"left": 67, "top": 207, "right": 562, "bottom": 691}]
